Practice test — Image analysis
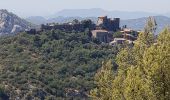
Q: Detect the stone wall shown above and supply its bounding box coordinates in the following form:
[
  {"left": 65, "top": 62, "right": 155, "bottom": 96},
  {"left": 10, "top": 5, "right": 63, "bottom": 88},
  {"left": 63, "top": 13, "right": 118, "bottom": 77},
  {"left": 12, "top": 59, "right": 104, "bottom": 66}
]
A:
[
  {"left": 41, "top": 23, "right": 95, "bottom": 33},
  {"left": 97, "top": 16, "right": 120, "bottom": 32}
]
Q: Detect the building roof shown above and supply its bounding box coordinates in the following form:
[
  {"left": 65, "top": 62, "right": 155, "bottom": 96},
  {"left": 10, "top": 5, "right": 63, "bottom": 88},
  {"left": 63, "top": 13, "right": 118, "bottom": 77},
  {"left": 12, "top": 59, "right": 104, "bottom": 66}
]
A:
[
  {"left": 91, "top": 30, "right": 108, "bottom": 33},
  {"left": 110, "top": 40, "right": 117, "bottom": 44},
  {"left": 98, "top": 16, "right": 107, "bottom": 19},
  {"left": 116, "top": 38, "right": 126, "bottom": 40},
  {"left": 114, "top": 38, "right": 126, "bottom": 41},
  {"left": 124, "top": 33, "right": 135, "bottom": 37},
  {"left": 110, "top": 38, "right": 133, "bottom": 45},
  {"left": 123, "top": 28, "right": 133, "bottom": 32}
]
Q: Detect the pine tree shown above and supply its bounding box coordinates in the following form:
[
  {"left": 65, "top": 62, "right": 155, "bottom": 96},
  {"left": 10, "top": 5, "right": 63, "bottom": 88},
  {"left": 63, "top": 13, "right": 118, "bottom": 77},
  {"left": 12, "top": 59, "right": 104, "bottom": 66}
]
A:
[
  {"left": 90, "top": 60, "right": 114, "bottom": 100},
  {"left": 143, "top": 28, "right": 170, "bottom": 100},
  {"left": 116, "top": 47, "right": 134, "bottom": 71},
  {"left": 123, "top": 67, "right": 156, "bottom": 100},
  {"left": 111, "top": 70, "right": 126, "bottom": 100}
]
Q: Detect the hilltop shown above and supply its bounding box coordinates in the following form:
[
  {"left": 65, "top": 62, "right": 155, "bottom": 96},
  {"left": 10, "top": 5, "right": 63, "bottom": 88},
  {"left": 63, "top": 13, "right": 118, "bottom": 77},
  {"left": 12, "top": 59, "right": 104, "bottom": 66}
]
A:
[{"left": 0, "top": 9, "right": 32, "bottom": 35}]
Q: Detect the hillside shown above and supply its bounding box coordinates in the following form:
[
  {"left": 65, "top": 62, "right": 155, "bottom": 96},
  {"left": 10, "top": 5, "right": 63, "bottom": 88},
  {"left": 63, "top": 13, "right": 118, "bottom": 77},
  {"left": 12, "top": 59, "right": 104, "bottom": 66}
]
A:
[
  {"left": 120, "top": 16, "right": 170, "bottom": 34},
  {"left": 0, "top": 29, "right": 119, "bottom": 99},
  {"left": 0, "top": 9, "right": 32, "bottom": 35},
  {"left": 26, "top": 16, "right": 47, "bottom": 25}
]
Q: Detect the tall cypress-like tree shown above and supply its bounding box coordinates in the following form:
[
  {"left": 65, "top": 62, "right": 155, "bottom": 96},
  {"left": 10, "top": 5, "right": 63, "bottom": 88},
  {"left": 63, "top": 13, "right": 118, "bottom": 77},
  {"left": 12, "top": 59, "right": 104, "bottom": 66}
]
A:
[
  {"left": 143, "top": 28, "right": 170, "bottom": 100},
  {"left": 144, "top": 16, "right": 157, "bottom": 34}
]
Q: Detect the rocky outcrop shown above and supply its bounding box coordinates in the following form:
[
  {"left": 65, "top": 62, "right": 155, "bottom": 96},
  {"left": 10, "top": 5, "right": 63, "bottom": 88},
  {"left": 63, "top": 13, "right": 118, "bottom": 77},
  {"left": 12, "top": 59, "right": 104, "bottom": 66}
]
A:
[{"left": 0, "top": 9, "right": 32, "bottom": 35}]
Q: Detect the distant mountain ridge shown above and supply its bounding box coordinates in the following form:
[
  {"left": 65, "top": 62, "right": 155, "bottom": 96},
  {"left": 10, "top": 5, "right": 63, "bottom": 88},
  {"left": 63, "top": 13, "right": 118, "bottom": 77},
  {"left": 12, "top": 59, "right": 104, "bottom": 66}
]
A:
[
  {"left": 26, "top": 16, "right": 46, "bottom": 25},
  {"left": 26, "top": 16, "right": 97, "bottom": 25},
  {"left": 0, "top": 9, "right": 32, "bottom": 35},
  {"left": 26, "top": 8, "right": 167, "bottom": 25},
  {"left": 51, "top": 8, "right": 162, "bottom": 19},
  {"left": 120, "top": 16, "right": 170, "bottom": 34}
]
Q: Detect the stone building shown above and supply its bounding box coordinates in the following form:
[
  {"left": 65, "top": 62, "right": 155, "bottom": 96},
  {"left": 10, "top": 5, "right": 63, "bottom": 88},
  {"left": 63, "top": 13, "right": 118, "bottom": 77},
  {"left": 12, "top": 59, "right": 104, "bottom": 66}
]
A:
[
  {"left": 120, "top": 28, "right": 140, "bottom": 41},
  {"left": 91, "top": 30, "right": 112, "bottom": 43},
  {"left": 109, "top": 38, "right": 133, "bottom": 46},
  {"left": 96, "top": 16, "right": 120, "bottom": 32}
]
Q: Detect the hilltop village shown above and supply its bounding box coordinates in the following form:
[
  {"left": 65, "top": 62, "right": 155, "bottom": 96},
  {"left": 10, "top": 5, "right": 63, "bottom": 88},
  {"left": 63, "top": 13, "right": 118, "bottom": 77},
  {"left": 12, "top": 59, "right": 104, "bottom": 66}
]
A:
[
  {"left": 26, "top": 16, "right": 140, "bottom": 46},
  {"left": 91, "top": 16, "right": 139, "bottom": 46}
]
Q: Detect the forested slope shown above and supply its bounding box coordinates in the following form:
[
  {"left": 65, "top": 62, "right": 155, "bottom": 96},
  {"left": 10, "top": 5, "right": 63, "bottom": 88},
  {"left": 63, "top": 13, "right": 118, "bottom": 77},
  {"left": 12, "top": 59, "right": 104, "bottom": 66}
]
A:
[{"left": 0, "top": 29, "right": 119, "bottom": 99}]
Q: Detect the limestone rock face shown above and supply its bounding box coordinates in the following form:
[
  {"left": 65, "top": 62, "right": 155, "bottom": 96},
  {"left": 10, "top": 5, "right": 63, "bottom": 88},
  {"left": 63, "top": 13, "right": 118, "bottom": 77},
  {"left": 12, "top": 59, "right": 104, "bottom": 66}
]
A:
[{"left": 0, "top": 9, "right": 32, "bottom": 35}]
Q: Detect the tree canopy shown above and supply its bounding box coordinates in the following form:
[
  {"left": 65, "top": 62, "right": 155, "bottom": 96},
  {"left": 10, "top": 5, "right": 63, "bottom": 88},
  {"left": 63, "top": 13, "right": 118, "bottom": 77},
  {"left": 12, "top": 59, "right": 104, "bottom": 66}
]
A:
[{"left": 90, "top": 26, "right": 170, "bottom": 100}]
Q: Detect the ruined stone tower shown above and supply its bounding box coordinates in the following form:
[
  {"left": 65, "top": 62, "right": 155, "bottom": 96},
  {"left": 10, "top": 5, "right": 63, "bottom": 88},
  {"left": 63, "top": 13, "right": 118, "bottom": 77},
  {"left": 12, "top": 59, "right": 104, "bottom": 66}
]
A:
[{"left": 96, "top": 16, "right": 120, "bottom": 31}]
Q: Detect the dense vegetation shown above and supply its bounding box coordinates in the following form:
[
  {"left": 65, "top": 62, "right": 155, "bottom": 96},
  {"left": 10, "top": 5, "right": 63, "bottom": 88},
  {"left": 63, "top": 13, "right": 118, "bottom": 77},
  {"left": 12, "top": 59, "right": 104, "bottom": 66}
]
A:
[
  {"left": 0, "top": 29, "right": 120, "bottom": 99},
  {"left": 0, "top": 17, "right": 168, "bottom": 100},
  {"left": 90, "top": 18, "right": 170, "bottom": 100}
]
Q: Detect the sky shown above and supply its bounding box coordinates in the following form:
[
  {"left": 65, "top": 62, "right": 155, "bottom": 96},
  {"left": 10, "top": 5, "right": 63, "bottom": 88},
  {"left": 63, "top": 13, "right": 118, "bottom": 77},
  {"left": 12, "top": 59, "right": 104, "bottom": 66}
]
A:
[{"left": 0, "top": 0, "right": 170, "bottom": 18}]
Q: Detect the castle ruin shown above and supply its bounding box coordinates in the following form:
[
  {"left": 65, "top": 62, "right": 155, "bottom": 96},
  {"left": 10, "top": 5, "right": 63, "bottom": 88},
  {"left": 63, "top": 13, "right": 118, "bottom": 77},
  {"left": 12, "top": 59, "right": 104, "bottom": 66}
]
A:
[{"left": 96, "top": 16, "right": 120, "bottom": 32}]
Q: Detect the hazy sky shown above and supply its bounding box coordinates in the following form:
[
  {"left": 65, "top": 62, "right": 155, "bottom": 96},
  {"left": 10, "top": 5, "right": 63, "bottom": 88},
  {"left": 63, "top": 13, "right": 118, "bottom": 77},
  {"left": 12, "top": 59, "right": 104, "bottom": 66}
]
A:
[{"left": 0, "top": 0, "right": 170, "bottom": 17}]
